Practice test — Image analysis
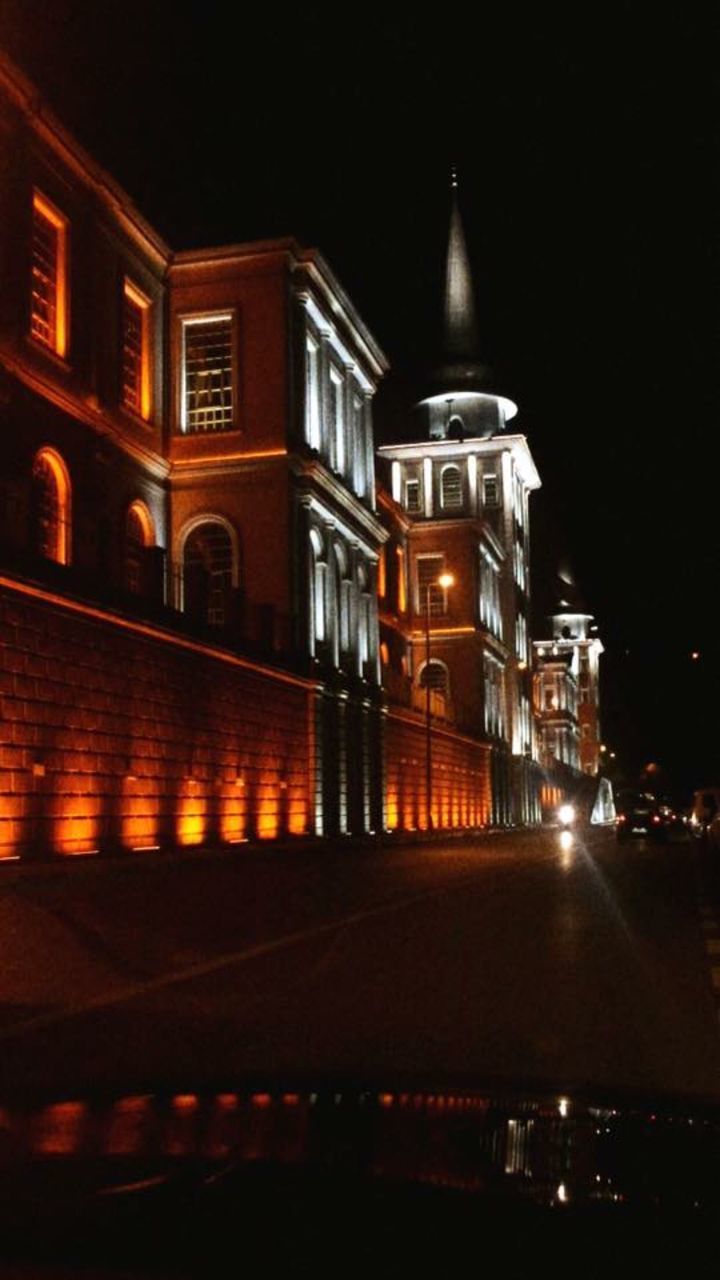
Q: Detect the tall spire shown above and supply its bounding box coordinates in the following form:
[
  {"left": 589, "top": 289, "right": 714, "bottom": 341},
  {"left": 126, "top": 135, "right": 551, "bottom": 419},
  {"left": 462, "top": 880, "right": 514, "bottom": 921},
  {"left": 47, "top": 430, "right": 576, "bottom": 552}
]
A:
[
  {"left": 444, "top": 169, "right": 480, "bottom": 362},
  {"left": 435, "top": 170, "right": 490, "bottom": 393}
]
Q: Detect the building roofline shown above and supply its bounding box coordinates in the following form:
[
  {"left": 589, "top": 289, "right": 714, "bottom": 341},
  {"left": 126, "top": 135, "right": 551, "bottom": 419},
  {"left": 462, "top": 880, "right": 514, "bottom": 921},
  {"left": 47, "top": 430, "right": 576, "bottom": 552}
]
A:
[{"left": 0, "top": 51, "right": 171, "bottom": 272}]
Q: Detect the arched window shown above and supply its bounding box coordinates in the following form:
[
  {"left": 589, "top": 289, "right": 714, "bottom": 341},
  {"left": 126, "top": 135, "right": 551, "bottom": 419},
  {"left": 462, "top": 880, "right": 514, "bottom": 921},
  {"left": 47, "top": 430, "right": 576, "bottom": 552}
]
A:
[
  {"left": 125, "top": 501, "right": 155, "bottom": 595},
  {"left": 182, "top": 520, "right": 235, "bottom": 627},
  {"left": 309, "top": 528, "right": 326, "bottom": 650},
  {"left": 440, "top": 464, "right": 463, "bottom": 511},
  {"left": 419, "top": 660, "right": 449, "bottom": 696},
  {"left": 31, "top": 447, "right": 71, "bottom": 564}
]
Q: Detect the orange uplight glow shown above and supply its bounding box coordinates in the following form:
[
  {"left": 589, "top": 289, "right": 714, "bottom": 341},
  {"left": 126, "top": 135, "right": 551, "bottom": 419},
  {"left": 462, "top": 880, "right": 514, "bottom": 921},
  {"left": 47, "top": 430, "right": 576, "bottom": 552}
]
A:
[
  {"left": 172, "top": 1094, "right": 198, "bottom": 1112},
  {"left": 32, "top": 1101, "right": 86, "bottom": 1155},
  {"left": 220, "top": 780, "right": 247, "bottom": 844},
  {"left": 53, "top": 788, "right": 101, "bottom": 856},
  {"left": 176, "top": 778, "right": 207, "bottom": 847},
  {"left": 256, "top": 773, "right": 281, "bottom": 839},
  {"left": 251, "top": 1093, "right": 272, "bottom": 1110},
  {"left": 121, "top": 773, "right": 159, "bottom": 850}
]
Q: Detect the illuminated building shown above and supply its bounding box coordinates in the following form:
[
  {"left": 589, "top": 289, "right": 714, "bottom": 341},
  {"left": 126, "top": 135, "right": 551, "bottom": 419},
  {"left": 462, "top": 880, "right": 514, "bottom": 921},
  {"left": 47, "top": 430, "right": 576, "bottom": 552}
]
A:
[
  {"left": 377, "top": 178, "right": 541, "bottom": 825},
  {"left": 0, "top": 51, "right": 389, "bottom": 855},
  {"left": 532, "top": 568, "right": 604, "bottom": 777}
]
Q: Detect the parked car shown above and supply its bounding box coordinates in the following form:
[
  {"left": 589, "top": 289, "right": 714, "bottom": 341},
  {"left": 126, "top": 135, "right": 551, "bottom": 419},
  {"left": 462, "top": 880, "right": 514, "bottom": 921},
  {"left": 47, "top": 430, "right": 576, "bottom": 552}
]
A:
[{"left": 615, "top": 791, "right": 664, "bottom": 842}]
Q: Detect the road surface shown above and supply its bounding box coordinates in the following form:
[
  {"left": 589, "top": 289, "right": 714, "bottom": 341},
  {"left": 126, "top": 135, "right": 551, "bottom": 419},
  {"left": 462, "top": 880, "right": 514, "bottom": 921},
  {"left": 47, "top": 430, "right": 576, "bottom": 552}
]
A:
[{"left": 1, "top": 826, "right": 719, "bottom": 1101}]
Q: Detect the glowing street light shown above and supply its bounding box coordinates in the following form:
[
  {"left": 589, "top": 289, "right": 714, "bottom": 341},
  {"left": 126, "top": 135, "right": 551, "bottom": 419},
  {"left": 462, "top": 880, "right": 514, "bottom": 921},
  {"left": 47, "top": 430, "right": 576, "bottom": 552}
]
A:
[{"left": 425, "top": 571, "right": 455, "bottom": 831}]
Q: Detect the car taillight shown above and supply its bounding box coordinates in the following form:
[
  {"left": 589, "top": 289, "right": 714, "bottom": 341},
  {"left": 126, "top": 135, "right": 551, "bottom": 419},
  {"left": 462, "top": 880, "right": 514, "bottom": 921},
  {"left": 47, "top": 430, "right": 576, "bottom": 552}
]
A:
[
  {"left": 652, "top": 815, "right": 661, "bottom": 824},
  {"left": 617, "top": 814, "right": 626, "bottom": 824}
]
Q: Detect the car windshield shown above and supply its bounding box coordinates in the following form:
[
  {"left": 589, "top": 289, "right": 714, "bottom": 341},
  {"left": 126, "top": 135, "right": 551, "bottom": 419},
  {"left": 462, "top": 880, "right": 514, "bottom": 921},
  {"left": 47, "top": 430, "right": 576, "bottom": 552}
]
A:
[{"left": 0, "top": 9, "right": 717, "bottom": 1242}]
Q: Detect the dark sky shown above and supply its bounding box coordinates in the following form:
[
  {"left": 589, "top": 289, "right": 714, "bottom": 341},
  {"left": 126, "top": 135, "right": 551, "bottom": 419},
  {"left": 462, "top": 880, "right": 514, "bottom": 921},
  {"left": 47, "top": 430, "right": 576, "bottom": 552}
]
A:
[{"left": 0, "top": 2, "right": 717, "bottom": 793}]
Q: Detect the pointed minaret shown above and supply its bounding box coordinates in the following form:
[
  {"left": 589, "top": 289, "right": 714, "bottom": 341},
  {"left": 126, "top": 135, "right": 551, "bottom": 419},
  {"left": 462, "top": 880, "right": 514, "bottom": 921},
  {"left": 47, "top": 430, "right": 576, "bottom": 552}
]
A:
[
  {"left": 419, "top": 170, "right": 517, "bottom": 440},
  {"left": 442, "top": 167, "right": 483, "bottom": 378}
]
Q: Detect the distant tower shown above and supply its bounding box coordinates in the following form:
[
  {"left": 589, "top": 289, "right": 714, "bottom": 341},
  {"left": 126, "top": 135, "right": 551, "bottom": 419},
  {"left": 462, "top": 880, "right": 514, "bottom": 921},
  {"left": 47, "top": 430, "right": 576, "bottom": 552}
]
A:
[
  {"left": 378, "top": 175, "right": 541, "bottom": 825},
  {"left": 532, "top": 567, "right": 603, "bottom": 776}
]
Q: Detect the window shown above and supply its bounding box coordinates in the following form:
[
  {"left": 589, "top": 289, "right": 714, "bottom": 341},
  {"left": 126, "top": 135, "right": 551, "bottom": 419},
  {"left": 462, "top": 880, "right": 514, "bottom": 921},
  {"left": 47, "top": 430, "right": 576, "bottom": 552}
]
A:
[
  {"left": 417, "top": 554, "right": 446, "bottom": 616},
  {"left": 31, "top": 448, "right": 71, "bottom": 564},
  {"left": 479, "top": 549, "right": 502, "bottom": 639},
  {"left": 377, "top": 546, "right": 386, "bottom": 600},
  {"left": 396, "top": 546, "right": 407, "bottom": 613},
  {"left": 31, "top": 192, "right": 68, "bottom": 358},
  {"left": 420, "top": 660, "right": 448, "bottom": 695},
  {"left": 405, "top": 478, "right": 421, "bottom": 513},
  {"left": 380, "top": 641, "right": 390, "bottom": 666},
  {"left": 483, "top": 653, "right": 505, "bottom": 738},
  {"left": 441, "top": 464, "right": 463, "bottom": 511},
  {"left": 125, "top": 501, "right": 154, "bottom": 595},
  {"left": 305, "top": 336, "right": 321, "bottom": 450},
  {"left": 335, "top": 544, "right": 351, "bottom": 655},
  {"left": 123, "top": 281, "right": 152, "bottom": 420},
  {"left": 483, "top": 474, "right": 499, "bottom": 507},
  {"left": 352, "top": 391, "right": 366, "bottom": 496},
  {"left": 183, "top": 522, "right": 235, "bottom": 626},
  {"left": 329, "top": 366, "right": 345, "bottom": 473},
  {"left": 182, "top": 315, "right": 233, "bottom": 433}
]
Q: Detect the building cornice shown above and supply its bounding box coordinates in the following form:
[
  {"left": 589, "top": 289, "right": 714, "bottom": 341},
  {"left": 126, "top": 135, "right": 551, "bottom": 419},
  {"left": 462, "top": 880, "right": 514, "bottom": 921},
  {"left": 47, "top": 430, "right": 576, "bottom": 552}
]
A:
[
  {"left": 378, "top": 433, "right": 541, "bottom": 490},
  {"left": 0, "top": 53, "right": 170, "bottom": 273},
  {"left": 376, "top": 483, "right": 413, "bottom": 533},
  {"left": 292, "top": 250, "right": 389, "bottom": 382},
  {"left": 169, "top": 448, "right": 288, "bottom": 483},
  {"left": 293, "top": 456, "right": 388, "bottom": 549}
]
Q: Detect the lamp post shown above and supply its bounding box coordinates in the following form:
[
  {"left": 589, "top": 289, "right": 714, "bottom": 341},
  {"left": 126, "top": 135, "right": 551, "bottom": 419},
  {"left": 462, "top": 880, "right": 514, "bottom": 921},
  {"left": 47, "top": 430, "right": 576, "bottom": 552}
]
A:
[{"left": 425, "top": 571, "right": 455, "bottom": 832}]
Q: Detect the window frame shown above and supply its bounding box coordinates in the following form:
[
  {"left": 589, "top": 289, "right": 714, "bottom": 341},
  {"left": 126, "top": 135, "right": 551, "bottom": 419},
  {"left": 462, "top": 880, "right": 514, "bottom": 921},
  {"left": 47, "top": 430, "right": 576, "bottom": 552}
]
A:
[
  {"left": 179, "top": 310, "right": 237, "bottom": 435},
  {"left": 30, "top": 190, "right": 69, "bottom": 360},
  {"left": 122, "top": 279, "right": 153, "bottom": 422}
]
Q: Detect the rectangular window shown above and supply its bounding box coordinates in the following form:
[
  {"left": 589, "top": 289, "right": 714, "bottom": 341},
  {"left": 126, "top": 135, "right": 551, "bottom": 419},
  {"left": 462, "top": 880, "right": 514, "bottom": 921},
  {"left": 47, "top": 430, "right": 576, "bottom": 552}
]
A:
[
  {"left": 31, "top": 191, "right": 68, "bottom": 358},
  {"left": 305, "top": 336, "right": 320, "bottom": 449},
  {"left": 182, "top": 314, "right": 234, "bottom": 433},
  {"left": 396, "top": 546, "right": 407, "bottom": 612},
  {"left": 483, "top": 474, "right": 499, "bottom": 507},
  {"left": 417, "top": 554, "right": 446, "bottom": 617},
  {"left": 405, "top": 478, "right": 421, "bottom": 513},
  {"left": 377, "top": 546, "right": 386, "bottom": 600},
  {"left": 330, "top": 366, "right": 345, "bottom": 473},
  {"left": 122, "top": 280, "right": 152, "bottom": 420}
]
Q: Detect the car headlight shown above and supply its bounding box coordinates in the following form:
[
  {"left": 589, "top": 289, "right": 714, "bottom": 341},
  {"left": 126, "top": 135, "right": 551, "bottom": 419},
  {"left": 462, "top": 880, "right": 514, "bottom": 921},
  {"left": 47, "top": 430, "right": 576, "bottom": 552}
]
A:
[{"left": 558, "top": 804, "right": 576, "bottom": 825}]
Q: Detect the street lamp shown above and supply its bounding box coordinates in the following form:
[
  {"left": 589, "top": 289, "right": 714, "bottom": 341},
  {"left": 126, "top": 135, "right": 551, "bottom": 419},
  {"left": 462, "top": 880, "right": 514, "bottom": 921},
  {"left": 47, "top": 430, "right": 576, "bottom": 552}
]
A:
[{"left": 425, "top": 571, "right": 455, "bottom": 831}]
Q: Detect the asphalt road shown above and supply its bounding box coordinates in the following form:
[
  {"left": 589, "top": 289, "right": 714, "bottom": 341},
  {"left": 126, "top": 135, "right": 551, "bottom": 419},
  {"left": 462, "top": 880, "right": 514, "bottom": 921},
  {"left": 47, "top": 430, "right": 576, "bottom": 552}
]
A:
[{"left": 1, "top": 826, "right": 719, "bottom": 1102}]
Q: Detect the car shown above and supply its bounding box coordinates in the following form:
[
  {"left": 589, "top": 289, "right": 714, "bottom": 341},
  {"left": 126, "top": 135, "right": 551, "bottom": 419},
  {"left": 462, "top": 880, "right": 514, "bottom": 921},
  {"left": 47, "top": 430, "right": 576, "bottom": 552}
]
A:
[
  {"left": 689, "top": 788, "right": 720, "bottom": 841},
  {"left": 615, "top": 791, "right": 665, "bottom": 842}
]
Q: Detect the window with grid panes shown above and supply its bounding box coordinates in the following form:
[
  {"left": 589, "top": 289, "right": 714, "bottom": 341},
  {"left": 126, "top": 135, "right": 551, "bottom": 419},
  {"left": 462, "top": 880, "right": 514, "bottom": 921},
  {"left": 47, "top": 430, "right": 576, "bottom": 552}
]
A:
[
  {"left": 123, "top": 282, "right": 151, "bottom": 419},
  {"left": 417, "top": 555, "right": 445, "bottom": 616},
  {"left": 183, "top": 316, "right": 233, "bottom": 433},
  {"left": 31, "top": 194, "right": 67, "bottom": 357},
  {"left": 405, "top": 478, "right": 421, "bottom": 513},
  {"left": 441, "top": 465, "right": 462, "bottom": 510}
]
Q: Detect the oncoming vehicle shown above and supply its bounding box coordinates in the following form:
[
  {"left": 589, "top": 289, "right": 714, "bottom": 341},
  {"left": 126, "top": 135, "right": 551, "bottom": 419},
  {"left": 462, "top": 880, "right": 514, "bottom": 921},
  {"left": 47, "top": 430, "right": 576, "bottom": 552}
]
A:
[
  {"left": 615, "top": 791, "right": 664, "bottom": 843},
  {"left": 557, "top": 803, "right": 576, "bottom": 829}
]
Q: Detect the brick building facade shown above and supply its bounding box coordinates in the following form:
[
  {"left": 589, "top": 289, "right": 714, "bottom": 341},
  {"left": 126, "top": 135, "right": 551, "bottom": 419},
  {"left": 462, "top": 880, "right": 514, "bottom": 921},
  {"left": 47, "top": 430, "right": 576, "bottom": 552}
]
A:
[{"left": 0, "top": 52, "right": 498, "bottom": 858}]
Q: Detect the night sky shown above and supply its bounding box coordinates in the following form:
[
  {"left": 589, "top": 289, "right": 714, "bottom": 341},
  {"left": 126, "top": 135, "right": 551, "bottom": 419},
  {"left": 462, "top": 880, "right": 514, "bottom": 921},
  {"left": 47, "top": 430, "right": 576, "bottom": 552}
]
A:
[{"left": 0, "top": 3, "right": 717, "bottom": 795}]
